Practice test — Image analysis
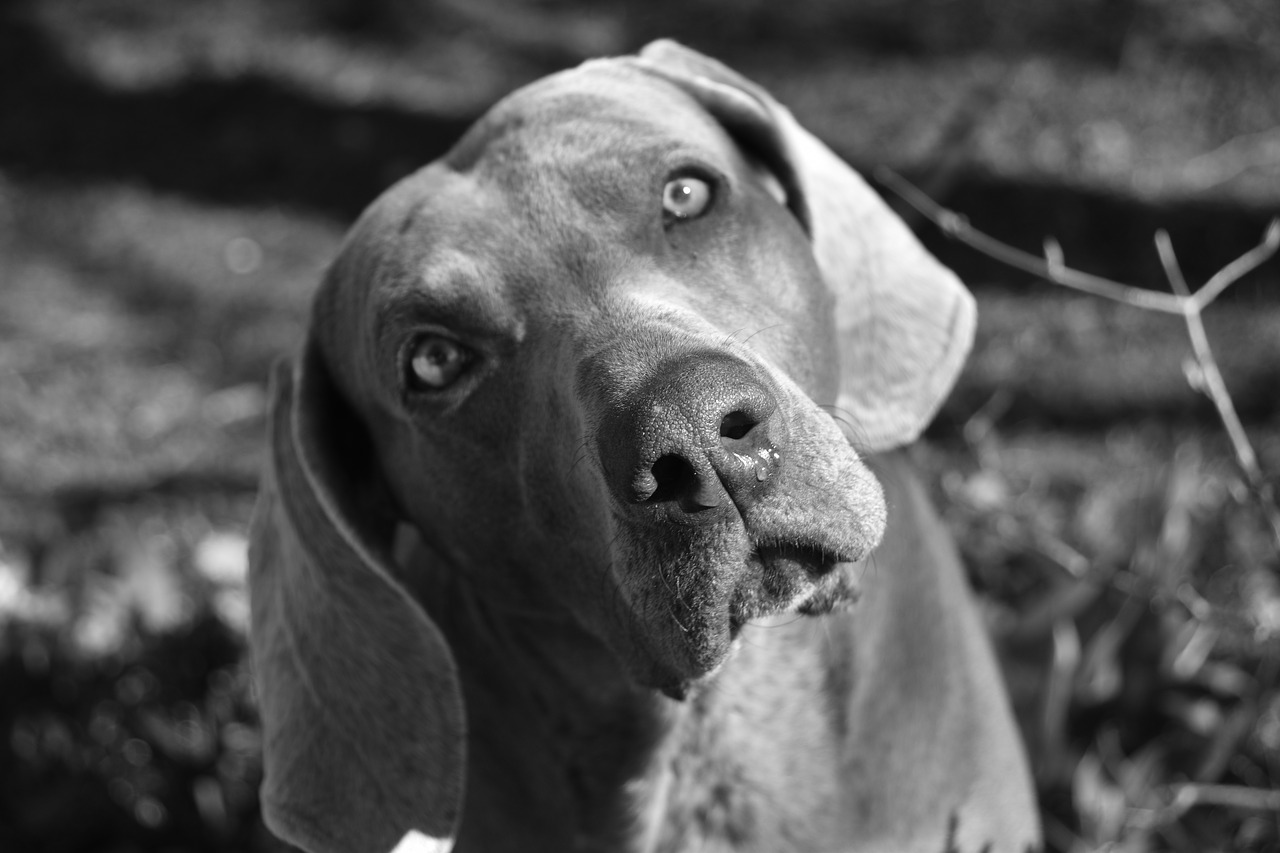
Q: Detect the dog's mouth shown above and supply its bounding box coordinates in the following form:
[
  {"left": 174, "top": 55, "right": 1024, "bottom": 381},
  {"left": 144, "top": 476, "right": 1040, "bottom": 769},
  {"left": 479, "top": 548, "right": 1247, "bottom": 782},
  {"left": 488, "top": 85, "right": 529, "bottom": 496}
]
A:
[
  {"left": 727, "top": 539, "right": 861, "bottom": 637},
  {"left": 648, "top": 540, "right": 861, "bottom": 699},
  {"left": 754, "top": 541, "right": 848, "bottom": 577},
  {"left": 617, "top": 510, "right": 878, "bottom": 700}
]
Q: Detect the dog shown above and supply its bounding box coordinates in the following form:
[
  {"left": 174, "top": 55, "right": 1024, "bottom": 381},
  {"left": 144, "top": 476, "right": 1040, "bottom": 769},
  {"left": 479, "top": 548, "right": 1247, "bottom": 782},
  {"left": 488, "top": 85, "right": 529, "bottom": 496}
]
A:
[{"left": 248, "top": 40, "right": 1040, "bottom": 853}]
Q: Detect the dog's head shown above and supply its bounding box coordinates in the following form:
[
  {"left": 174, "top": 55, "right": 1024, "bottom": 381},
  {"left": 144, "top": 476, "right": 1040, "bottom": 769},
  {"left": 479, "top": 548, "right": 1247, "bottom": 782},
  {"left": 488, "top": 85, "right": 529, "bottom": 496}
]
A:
[{"left": 248, "top": 41, "right": 975, "bottom": 853}]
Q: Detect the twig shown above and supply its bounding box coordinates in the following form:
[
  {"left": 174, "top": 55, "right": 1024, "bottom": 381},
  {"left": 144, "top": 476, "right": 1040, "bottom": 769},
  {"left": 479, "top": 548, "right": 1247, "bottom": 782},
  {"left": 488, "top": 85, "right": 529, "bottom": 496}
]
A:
[
  {"left": 877, "top": 168, "right": 1187, "bottom": 313},
  {"left": 878, "top": 169, "right": 1280, "bottom": 549},
  {"left": 1190, "top": 218, "right": 1280, "bottom": 311},
  {"left": 1154, "top": 232, "right": 1272, "bottom": 514},
  {"left": 876, "top": 168, "right": 1280, "bottom": 315},
  {"left": 1162, "top": 783, "right": 1280, "bottom": 820},
  {"left": 1184, "top": 124, "right": 1280, "bottom": 190}
]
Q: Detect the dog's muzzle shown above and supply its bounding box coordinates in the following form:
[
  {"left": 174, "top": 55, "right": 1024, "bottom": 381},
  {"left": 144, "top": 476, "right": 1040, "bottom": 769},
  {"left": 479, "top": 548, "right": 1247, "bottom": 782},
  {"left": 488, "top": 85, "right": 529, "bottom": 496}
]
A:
[{"left": 596, "top": 349, "right": 787, "bottom": 522}]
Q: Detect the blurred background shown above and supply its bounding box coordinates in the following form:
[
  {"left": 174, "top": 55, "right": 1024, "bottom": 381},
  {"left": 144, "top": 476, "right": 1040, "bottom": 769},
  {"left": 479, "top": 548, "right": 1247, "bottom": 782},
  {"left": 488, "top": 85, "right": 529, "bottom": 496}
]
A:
[{"left": 1, "top": 0, "right": 1278, "bottom": 850}]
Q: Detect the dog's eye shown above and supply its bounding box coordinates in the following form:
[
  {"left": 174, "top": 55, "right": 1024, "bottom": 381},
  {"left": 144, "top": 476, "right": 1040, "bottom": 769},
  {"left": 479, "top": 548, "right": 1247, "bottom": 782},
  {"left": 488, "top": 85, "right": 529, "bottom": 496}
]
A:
[
  {"left": 406, "top": 334, "right": 472, "bottom": 391},
  {"left": 662, "top": 176, "right": 712, "bottom": 221}
]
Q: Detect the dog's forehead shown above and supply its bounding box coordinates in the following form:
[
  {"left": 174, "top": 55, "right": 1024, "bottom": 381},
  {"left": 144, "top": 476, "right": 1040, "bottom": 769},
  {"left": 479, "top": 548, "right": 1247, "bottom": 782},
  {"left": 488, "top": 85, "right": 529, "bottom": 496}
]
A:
[
  {"left": 447, "top": 61, "right": 735, "bottom": 176},
  {"left": 343, "top": 62, "right": 753, "bottom": 303},
  {"left": 328, "top": 59, "right": 788, "bottom": 367}
]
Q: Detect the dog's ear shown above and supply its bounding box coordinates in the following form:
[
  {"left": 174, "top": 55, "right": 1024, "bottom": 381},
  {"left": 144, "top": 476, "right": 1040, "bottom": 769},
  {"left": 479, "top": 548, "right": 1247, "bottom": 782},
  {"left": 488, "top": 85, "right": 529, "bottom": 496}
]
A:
[
  {"left": 635, "top": 40, "right": 975, "bottom": 452},
  {"left": 248, "top": 344, "right": 464, "bottom": 853}
]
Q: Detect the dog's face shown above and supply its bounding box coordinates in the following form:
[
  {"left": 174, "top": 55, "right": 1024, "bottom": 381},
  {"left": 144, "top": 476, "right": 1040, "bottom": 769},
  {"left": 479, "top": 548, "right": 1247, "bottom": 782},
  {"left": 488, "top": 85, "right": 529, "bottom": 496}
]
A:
[
  {"left": 248, "top": 41, "right": 976, "bottom": 853},
  {"left": 314, "top": 64, "right": 886, "bottom": 692}
]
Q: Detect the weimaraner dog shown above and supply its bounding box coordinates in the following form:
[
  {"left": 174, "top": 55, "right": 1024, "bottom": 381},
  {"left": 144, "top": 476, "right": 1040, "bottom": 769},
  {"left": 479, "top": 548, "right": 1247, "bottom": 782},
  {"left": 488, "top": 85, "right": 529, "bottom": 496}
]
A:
[{"left": 249, "top": 41, "right": 1041, "bottom": 853}]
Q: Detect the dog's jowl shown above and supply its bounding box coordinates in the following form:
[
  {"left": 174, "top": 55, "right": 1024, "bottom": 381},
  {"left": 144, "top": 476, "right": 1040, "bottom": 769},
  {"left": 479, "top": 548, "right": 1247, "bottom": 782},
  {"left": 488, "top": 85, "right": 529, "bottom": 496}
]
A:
[{"left": 248, "top": 40, "right": 1041, "bottom": 853}]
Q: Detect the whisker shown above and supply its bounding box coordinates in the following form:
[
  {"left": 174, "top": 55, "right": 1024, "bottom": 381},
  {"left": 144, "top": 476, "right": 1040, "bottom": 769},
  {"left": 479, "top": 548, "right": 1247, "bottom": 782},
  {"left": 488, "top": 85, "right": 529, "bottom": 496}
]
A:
[
  {"left": 815, "top": 402, "right": 871, "bottom": 450},
  {"left": 567, "top": 439, "right": 592, "bottom": 477},
  {"left": 740, "top": 322, "right": 787, "bottom": 345}
]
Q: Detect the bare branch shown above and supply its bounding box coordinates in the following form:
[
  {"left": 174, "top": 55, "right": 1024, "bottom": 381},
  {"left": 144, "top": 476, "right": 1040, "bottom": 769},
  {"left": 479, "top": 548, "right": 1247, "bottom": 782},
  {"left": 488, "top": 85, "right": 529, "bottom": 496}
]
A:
[
  {"left": 1164, "top": 783, "right": 1280, "bottom": 819},
  {"left": 1154, "top": 232, "right": 1257, "bottom": 479},
  {"left": 1155, "top": 230, "right": 1191, "bottom": 297},
  {"left": 877, "top": 171, "right": 1280, "bottom": 315},
  {"left": 1155, "top": 232, "right": 1280, "bottom": 543},
  {"left": 877, "top": 168, "right": 1280, "bottom": 549},
  {"left": 1192, "top": 217, "right": 1280, "bottom": 311},
  {"left": 876, "top": 168, "right": 1188, "bottom": 314},
  {"left": 1043, "top": 237, "right": 1064, "bottom": 275}
]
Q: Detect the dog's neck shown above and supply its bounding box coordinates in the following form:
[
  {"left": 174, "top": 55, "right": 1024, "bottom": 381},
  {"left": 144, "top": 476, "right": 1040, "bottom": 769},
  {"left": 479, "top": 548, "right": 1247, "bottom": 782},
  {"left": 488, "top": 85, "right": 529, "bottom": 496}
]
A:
[
  {"left": 401, "top": 532, "right": 854, "bottom": 852},
  {"left": 399, "top": 537, "right": 666, "bottom": 850}
]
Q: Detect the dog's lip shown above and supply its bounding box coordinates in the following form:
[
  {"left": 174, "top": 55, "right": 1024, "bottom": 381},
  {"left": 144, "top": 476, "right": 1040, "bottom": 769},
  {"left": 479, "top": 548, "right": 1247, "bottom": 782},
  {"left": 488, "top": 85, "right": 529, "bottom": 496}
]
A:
[
  {"left": 722, "top": 539, "right": 858, "bottom": 636},
  {"left": 731, "top": 534, "right": 864, "bottom": 622},
  {"left": 627, "top": 535, "right": 866, "bottom": 695},
  {"left": 751, "top": 539, "right": 857, "bottom": 574}
]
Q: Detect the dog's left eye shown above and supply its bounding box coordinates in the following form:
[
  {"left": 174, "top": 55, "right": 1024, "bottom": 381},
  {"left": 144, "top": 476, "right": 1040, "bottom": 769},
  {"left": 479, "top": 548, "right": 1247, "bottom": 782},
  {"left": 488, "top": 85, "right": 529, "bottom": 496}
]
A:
[
  {"left": 662, "top": 176, "right": 712, "bottom": 221},
  {"left": 406, "top": 334, "right": 473, "bottom": 391}
]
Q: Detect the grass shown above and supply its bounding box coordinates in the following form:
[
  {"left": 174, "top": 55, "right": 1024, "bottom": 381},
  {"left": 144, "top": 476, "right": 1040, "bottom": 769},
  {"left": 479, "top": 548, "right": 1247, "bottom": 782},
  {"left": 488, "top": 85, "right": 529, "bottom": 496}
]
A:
[{"left": 923, "top": 424, "right": 1280, "bottom": 851}]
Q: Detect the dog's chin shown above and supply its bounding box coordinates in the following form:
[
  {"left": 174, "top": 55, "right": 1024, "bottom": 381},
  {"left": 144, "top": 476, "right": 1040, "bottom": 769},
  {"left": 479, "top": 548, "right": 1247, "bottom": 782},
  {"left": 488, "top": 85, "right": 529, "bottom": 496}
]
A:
[
  {"left": 632, "top": 551, "right": 863, "bottom": 702},
  {"left": 644, "top": 637, "right": 746, "bottom": 701},
  {"left": 734, "top": 545, "right": 863, "bottom": 622},
  {"left": 628, "top": 617, "right": 735, "bottom": 700}
]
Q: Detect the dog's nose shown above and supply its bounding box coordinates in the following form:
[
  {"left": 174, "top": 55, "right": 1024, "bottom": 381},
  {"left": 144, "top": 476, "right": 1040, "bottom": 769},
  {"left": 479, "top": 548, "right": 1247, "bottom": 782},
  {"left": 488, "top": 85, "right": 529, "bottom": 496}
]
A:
[{"left": 597, "top": 352, "right": 784, "bottom": 519}]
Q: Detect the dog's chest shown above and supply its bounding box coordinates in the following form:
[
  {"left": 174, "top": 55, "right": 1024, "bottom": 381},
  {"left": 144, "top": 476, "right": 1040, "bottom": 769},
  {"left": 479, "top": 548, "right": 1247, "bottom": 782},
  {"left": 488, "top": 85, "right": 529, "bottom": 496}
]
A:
[
  {"left": 629, "top": 632, "right": 850, "bottom": 853},
  {"left": 439, "top": 580, "right": 853, "bottom": 852}
]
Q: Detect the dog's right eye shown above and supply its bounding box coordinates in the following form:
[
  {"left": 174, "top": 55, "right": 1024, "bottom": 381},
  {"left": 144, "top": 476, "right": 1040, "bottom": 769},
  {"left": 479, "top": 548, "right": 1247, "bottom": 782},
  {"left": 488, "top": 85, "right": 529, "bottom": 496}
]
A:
[
  {"left": 405, "top": 334, "right": 473, "bottom": 391},
  {"left": 662, "top": 175, "right": 713, "bottom": 222}
]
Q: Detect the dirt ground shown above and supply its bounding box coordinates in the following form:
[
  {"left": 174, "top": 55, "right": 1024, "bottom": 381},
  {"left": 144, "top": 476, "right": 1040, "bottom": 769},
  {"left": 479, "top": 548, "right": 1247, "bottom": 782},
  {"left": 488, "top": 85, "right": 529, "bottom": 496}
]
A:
[{"left": 2, "top": 1, "right": 1278, "bottom": 851}]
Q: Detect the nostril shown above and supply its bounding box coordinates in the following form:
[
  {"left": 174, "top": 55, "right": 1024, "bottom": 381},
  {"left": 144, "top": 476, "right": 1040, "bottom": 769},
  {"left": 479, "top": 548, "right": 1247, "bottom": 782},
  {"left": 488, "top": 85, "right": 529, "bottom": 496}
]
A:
[
  {"left": 719, "top": 410, "right": 756, "bottom": 441},
  {"left": 647, "top": 454, "right": 723, "bottom": 511},
  {"left": 649, "top": 454, "right": 697, "bottom": 503}
]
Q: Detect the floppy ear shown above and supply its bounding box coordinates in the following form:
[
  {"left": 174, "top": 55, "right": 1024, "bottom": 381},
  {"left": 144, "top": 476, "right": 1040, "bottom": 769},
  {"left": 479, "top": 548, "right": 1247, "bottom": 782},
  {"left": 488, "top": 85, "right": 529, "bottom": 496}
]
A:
[
  {"left": 635, "top": 40, "right": 976, "bottom": 452},
  {"left": 248, "top": 344, "right": 464, "bottom": 853}
]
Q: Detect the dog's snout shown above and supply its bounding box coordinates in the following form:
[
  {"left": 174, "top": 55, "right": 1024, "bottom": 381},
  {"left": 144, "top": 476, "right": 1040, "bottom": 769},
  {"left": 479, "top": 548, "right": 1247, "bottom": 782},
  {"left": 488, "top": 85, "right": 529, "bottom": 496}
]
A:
[
  {"left": 717, "top": 410, "right": 781, "bottom": 486},
  {"left": 719, "top": 410, "right": 755, "bottom": 441},
  {"left": 596, "top": 352, "right": 785, "bottom": 520},
  {"left": 643, "top": 454, "right": 722, "bottom": 512}
]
